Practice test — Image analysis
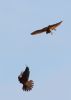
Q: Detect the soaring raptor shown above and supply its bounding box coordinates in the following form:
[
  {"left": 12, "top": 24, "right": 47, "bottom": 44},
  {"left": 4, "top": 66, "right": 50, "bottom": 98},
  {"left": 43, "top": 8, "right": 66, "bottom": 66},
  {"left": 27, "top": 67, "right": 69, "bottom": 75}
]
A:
[
  {"left": 18, "top": 66, "right": 34, "bottom": 91},
  {"left": 31, "top": 21, "right": 63, "bottom": 35}
]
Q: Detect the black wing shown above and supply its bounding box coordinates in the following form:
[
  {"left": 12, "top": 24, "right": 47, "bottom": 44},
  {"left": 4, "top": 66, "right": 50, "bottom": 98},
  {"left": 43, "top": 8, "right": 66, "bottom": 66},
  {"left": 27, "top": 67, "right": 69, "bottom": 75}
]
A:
[
  {"left": 31, "top": 28, "right": 46, "bottom": 35},
  {"left": 18, "top": 66, "right": 30, "bottom": 84}
]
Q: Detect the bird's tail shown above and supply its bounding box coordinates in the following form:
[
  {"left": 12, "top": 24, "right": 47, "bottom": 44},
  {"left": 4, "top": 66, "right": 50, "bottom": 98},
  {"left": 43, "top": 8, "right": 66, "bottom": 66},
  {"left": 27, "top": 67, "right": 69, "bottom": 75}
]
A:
[{"left": 23, "top": 80, "right": 34, "bottom": 91}]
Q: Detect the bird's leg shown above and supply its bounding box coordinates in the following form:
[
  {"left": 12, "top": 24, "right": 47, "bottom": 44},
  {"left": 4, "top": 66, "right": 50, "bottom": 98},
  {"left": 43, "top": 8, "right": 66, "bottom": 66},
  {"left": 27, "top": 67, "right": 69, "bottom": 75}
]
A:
[{"left": 51, "top": 32, "right": 53, "bottom": 35}]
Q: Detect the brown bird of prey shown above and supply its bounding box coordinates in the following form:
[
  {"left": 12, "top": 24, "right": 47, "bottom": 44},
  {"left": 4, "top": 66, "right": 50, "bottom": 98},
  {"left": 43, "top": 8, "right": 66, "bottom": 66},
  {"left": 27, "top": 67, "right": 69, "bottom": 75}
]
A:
[
  {"left": 31, "top": 21, "right": 63, "bottom": 35},
  {"left": 18, "top": 66, "right": 34, "bottom": 91}
]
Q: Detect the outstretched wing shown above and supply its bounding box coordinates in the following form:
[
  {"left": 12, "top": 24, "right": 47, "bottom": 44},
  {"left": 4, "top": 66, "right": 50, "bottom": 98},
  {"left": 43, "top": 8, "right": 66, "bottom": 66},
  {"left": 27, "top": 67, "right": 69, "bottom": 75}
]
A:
[
  {"left": 48, "top": 21, "right": 63, "bottom": 31},
  {"left": 18, "top": 66, "right": 30, "bottom": 84},
  {"left": 31, "top": 28, "right": 46, "bottom": 35}
]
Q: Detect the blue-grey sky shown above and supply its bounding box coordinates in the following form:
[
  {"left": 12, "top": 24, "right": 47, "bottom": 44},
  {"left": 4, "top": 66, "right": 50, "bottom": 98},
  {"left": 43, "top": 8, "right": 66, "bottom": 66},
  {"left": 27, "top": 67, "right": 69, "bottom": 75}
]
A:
[{"left": 0, "top": 0, "right": 71, "bottom": 100}]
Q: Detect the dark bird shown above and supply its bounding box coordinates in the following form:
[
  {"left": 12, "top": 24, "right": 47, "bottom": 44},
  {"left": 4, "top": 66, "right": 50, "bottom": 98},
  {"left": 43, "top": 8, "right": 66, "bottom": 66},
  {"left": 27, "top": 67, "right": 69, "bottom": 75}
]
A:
[
  {"left": 31, "top": 21, "right": 63, "bottom": 35},
  {"left": 18, "top": 66, "right": 34, "bottom": 91}
]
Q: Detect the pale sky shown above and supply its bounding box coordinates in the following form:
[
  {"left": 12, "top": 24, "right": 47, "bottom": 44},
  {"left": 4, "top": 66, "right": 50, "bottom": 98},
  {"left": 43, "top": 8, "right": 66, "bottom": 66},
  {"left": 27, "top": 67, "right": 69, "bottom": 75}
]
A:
[{"left": 0, "top": 0, "right": 71, "bottom": 100}]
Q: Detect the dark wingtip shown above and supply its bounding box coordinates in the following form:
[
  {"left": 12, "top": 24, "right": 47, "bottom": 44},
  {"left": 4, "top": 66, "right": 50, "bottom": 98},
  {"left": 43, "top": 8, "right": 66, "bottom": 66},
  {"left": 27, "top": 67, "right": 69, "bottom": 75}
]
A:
[
  {"left": 60, "top": 20, "right": 63, "bottom": 23},
  {"left": 31, "top": 33, "right": 32, "bottom": 35},
  {"left": 61, "top": 20, "right": 63, "bottom": 22},
  {"left": 31, "top": 32, "right": 35, "bottom": 35},
  {"left": 25, "top": 65, "right": 29, "bottom": 70}
]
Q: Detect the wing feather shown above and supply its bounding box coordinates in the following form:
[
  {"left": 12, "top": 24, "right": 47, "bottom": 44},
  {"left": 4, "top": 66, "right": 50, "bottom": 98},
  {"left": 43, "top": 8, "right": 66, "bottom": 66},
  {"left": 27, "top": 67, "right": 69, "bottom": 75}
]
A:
[
  {"left": 31, "top": 29, "right": 45, "bottom": 35},
  {"left": 18, "top": 67, "right": 30, "bottom": 84},
  {"left": 48, "top": 21, "right": 63, "bottom": 30}
]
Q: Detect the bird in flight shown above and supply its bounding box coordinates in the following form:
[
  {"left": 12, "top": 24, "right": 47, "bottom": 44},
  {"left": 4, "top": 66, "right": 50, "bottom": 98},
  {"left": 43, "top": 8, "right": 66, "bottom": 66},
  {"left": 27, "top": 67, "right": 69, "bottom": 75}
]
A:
[
  {"left": 31, "top": 21, "right": 63, "bottom": 35},
  {"left": 18, "top": 66, "right": 34, "bottom": 91}
]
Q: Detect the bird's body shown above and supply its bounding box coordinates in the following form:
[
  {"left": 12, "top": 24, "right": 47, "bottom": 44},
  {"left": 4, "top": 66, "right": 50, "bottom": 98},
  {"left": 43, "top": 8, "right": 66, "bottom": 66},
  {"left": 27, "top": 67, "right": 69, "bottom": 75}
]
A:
[
  {"left": 31, "top": 21, "right": 63, "bottom": 35},
  {"left": 18, "top": 66, "right": 34, "bottom": 91}
]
